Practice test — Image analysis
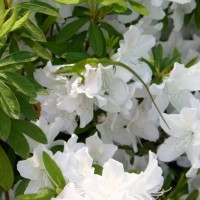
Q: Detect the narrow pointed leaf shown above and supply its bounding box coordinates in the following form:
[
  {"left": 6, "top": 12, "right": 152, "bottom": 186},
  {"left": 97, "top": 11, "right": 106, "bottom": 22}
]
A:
[
  {"left": 43, "top": 151, "right": 66, "bottom": 189},
  {"left": 10, "top": 11, "right": 31, "bottom": 32},
  {"left": 89, "top": 22, "right": 105, "bottom": 56},
  {"left": 56, "top": 18, "right": 88, "bottom": 43}
]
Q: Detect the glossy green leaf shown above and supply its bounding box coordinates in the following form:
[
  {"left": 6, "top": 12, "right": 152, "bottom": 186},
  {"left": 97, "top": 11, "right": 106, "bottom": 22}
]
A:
[
  {"left": 17, "top": 1, "right": 59, "bottom": 16},
  {"left": 12, "top": 119, "right": 48, "bottom": 144},
  {"left": 23, "top": 20, "right": 46, "bottom": 42},
  {"left": 0, "top": 145, "right": 14, "bottom": 190},
  {"left": 16, "top": 93, "right": 37, "bottom": 120},
  {"left": 0, "top": 7, "right": 18, "bottom": 39},
  {"left": 8, "top": 127, "right": 29, "bottom": 158},
  {"left": 0, "top": 80, "right": 20, "bottom": 119},
  {"left": 89, "top": 22, "right": 105, "bottom": 56},
  {"left": 56, "top": 18, "right": 88, "bottom": 43},
  {"left": 0, "top": 0, "right": 6, "bottom": 29},
  {"left": 43, "top": 151, "right": 66, "bottom": 189},
  {"left": 22, "top": 38, "right": 52, "bottom": 60},
  {"left": 0, "top": 72, "right": 36, "bottom": 97},
  {"left": 0, "top": 107, "right": 11, "bottom": 141},
  {"left": 129, "top": 1, "right": 149, "bottom": 16},
  {"left": 10, "top": 11, "right": 31, "bottom": 32},
  {"left": 0, "top": 51, "right": 38, "bottom": 67}
]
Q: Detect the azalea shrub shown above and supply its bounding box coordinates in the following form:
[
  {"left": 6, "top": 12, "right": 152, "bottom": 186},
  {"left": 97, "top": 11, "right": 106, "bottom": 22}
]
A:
[{"left": 1, "top": 0, "right": 200, "bottom": 199}]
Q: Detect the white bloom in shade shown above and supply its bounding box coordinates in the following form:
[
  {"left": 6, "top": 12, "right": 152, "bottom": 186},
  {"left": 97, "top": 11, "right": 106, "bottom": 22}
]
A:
[
  {"left": 86, "top": 133, "right": 118, "bottom": 165},
  {"left": 157, "top": 107, "right": 200, "bottom": 177},
  {"left": 150, "top": 62, "right": 200, "bottom": 120},
  {"left": 17, "top": 145, "right": 53, "bottom": 194},
  {"left": 127, "top": 99, "right": 159, "bottom": 152},
  {"left": 169, "top": 0, "right": 196, "bottom": 31}
]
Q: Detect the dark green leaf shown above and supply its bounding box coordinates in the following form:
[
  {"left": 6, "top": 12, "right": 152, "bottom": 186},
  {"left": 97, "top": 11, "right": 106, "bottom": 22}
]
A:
[
  {"left": 16, "top": 93, "right": 37, "bottom": 120},
  {"left": 0, "top": 145, "right": 14, "bottom": 190},
  {"left": 17, "top": 1, "right": 59, "bottom": 16},
  {"left": 186, "top": 190, "right": 199, "bottom": 200},
  {"left": 12, "top": 119, "right": 48, "bottom": 144},
  {"left": 8, "top": 127, "right": 29, "bottom": 158},
  {"left": 129, "top": 0, "right": 149, "bottom": 16},
  {"left": 0, "top": 107, "right": 11, "bottom": 141},
  {"left": 43, "top": 151, "right": 66, "bottom": 189},
  {"left": 0, "top": 51, "right": 38, "bottom": 67},
  {"left": 88, "top": 22, "right": 105, "bottom": 56},
  {"left": 62, "top": 52, "right": 89, "bottom": 62},
  {"left": 9, "top": 37, "right": 20, "bottom": 53},
  {"left": 56, "top": 18, "right": 88, "bottom": 43},
  {"left": 0, "top": 71, "right": 36, "bottom": 97},
  {"left": 0, "top": 80, "right": 20, "bottom": 119}
]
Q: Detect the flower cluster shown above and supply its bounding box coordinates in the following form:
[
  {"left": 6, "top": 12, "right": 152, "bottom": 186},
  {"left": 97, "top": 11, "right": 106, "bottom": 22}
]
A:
[{"left": 1, "top": 0, "right": 200, "bottom": 199}]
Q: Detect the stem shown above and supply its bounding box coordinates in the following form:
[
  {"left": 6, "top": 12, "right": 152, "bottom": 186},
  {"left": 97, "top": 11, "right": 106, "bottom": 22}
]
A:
[
  {"left": 4, "top": 191, "right": 10, "bottom": 200},
  {"left": 87, "top": 0, "right": 96, "bottom": 19},
  {"left": 100, "top": 58, "right": 170, "bottom": 130}
]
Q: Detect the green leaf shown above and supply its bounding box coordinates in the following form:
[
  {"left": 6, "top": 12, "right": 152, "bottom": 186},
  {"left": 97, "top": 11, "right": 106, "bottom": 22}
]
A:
[
  {"left": 0, "top": 7, "right": 18, "bottom": 39},
  {"left": 43, "top": 151, "right": 66, "bottom": 189},
  {"left": 0, "top": 51, "right": 38, "bottom": 67},
  {"left": 16, "top": 93, "right": 37, "bottom": 120},
  {"left": 15, "top": 179, "right": 30, "bottom": 197},
  {"left": 0, "top": 80, "right": 20, "bottom": 119},
  {"left": 0, "top": 0, "right": 6, "bottom": 29},
  {"left": 57, "top": 18, "right": 88, "bottom": 43},
  {"left": 53, "top": 0, "right": 86, "bottom": 5},
  {"left": 9, "top": 37, "right": 20, "bottom": 53},
  {"left": 22, "top": 20, "right": 46, "bottom": 42},
  {"left": 186, "top": 190, "right": 199, "bottom": 200},
  {"left": 129, "top": 1, "right": 149, "bottom": 16},
  {"left": 27, "top": 77, "right": 48, "bottom": 95},
  {"left": 186, "top": 57, "right": 198, "bottom": 68},
  {"left": 8, "top": 127, "right": 30, "bottom": 158},
  {"left": 0, "top": 145, "right": 14, "bottom": 190},
  {"left": 0, "top": 107, "right": 11, "bottom": 141},
  {"left": 88, "top": 22, "right": 105, "bottom": 56},
  {"left": 22, "top": 38, "right": 52, "bottom": 61},
  {"left": 0, "top": 71, "right": 36, "bottom": 97},
  {"left": 62, "top": 52, "right": 89, "bottom": 62},
  {"left": 93, "top": 164, "right": 103, "bottom": 175},
  {"left": 17, "top": 1, "right": 59, "bottom": 16},
  {"left": 100, "top": 21, "right": 122, "bottom": 39},
  {"left": 97, "top": 0, "right": 123, "bottom": 6},
  {"left": 17, "top": 192, "right": 53, "bottom": 200},
  {"left": 10, "top": 11, "right": 31, "bottom": 32},
  {"left": 12, "top": 119, "right": 48, "bottom": 144}
]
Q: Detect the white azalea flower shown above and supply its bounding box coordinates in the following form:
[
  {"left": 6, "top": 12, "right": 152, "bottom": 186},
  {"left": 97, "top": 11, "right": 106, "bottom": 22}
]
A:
[
  {"left": 17, "top": 145, "right": 53, "bottom": 194},
  {"left": 157, "top": 107, "right": 200, "bottom": 177},
  {"left": 150, "top": 62, "right": 200, "bottom": 120},
  {"left": 86, "top": 133, "right": 118, "bottom": 165}
]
